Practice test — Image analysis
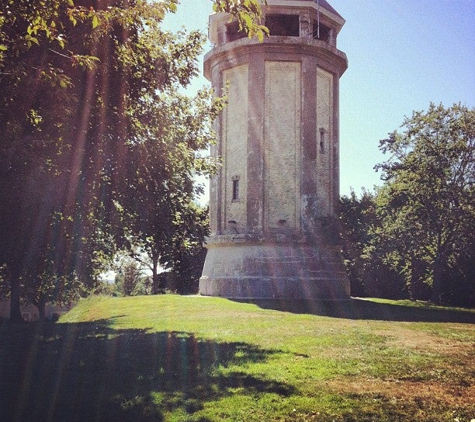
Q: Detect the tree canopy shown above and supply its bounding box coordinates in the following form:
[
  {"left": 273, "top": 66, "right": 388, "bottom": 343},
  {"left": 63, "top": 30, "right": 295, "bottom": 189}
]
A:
[
  {"left": 340, "top": 104, "right": 475, "bottom": 306},
  {"left": 0, "top": 0, "right": 262, "bottom": 320}
]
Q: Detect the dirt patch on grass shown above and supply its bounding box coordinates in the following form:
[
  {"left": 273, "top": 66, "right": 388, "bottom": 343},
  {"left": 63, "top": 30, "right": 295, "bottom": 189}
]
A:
[
  {"left": 329, "top": 378, "right": 474, "bottom": 406},
  {"left": 326, "top": 325, "right": 475, "bottom": 415},
  {"left": 328, "top": 379, "right": 475, "bottom": 420},
  {"left": 374, "top": 326, "right": 475, "bottom": 355}
]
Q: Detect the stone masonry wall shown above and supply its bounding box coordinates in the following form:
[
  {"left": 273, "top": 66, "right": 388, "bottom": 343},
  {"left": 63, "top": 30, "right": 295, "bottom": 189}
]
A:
[
  {"left": 316, "top": 67, "right": 334, "bottom": 217},
  {"left": 223, "top": 64, "right": 248, "bottom": 234},
  {"left": 264, "top": 61, "right": 301, "bottom": 232}
]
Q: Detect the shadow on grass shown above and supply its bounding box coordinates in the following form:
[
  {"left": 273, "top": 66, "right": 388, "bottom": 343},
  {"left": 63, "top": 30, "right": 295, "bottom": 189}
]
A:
[
  {"left": 0, "top": 320, "right": 295, "bottom": 422},
  {"left": 235, "top": 298, "right": 475, "bottom": 323}
]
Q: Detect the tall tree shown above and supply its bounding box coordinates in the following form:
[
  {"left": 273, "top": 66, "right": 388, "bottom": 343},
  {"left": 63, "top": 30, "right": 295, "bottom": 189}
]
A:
[
  {"left": 0, "top": 0, "right": 264, "bottom": 320},
  {"left": 0, "top": 0, "right": 110, "bottom": 321},
  {"left": 375, "top": 103, "right": 475, "bottom": 304},
  {"left": 116, "top": 84, "right": 222, "bottom": 293},
  {"left": 115, "top": 257, "right": 142, "bottom": 296},
  {"left": 339, "top": 190, "right": 406, "bottom": 299}
]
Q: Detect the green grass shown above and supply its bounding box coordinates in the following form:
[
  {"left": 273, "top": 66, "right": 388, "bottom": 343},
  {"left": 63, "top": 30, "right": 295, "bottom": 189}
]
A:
[{"left": 1, "top": 295, "right": 474, "bottom": 421}]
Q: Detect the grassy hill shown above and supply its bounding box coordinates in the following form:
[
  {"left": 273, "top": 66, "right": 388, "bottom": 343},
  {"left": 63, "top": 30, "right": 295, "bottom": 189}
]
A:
[{"left": 1, "top": 295, "right": 474, "bottom": 421}]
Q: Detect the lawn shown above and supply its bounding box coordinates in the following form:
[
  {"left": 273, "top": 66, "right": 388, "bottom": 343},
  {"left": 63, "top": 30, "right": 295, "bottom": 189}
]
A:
[{"left": 1, "top": 295, "right": 474, "bottom": 421}]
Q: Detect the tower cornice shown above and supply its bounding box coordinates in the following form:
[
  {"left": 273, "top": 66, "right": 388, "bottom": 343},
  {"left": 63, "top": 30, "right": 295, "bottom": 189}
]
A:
[{"left": 204, "top": 36, "right": 348, "bottom": 81}]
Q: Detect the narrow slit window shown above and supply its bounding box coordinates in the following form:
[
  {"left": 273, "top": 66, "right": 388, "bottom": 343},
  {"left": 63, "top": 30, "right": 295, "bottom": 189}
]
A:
[
  {"left": 319, "top": 127, "right": 326, "bottom": 153},
  {"left": 232, "top": 179, "right": 240, "bottom": 201}
]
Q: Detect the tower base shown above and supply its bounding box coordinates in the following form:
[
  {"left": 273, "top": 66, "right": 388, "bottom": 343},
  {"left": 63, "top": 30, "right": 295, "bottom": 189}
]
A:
[{"left": 199, "top": 235, "right": 350, "bottom": 300}]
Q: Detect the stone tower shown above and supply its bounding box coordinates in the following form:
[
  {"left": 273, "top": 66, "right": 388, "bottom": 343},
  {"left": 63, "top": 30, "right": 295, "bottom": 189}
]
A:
[{"left": 199, "top": 0, "right": 350, "bottom": 300}]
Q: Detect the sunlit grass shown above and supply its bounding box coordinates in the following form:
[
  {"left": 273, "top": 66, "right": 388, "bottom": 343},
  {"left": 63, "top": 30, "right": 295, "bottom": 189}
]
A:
[{"left": 1, "top": 295, "right": 474, "bottom": 421}]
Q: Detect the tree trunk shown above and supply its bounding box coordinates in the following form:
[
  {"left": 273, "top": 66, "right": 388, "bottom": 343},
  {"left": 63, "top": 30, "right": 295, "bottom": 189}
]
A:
[
  {"left": 151, "top": 257, "right": 161, "bottom": 294},
  {"left": 408, "top": 257, "right": 416, "bottom": 301},
  {"left": 34, "top": 299, "right": 46, "bottom": 322},
  {"left": 431, "top": 257, "right": 444, "bottom": 305},
  {"left": 9, "top": 267, "right": 23, "bottom": 322}
]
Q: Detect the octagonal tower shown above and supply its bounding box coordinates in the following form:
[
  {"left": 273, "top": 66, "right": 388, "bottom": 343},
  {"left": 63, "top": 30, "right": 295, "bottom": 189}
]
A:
[{"left": 199, "top": 0, "right": 350, "bottom": 300}]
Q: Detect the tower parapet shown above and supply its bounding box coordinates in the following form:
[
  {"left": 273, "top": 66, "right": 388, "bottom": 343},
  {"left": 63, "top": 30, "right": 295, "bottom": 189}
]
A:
[{"left": 199, "top": 0, "right": 350, "bottom": 300}]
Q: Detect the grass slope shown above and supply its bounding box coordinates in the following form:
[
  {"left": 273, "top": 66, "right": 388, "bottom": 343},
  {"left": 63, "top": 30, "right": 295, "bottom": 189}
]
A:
[{"left": 1, "top": 295, "right": 474, "bottom": 422}]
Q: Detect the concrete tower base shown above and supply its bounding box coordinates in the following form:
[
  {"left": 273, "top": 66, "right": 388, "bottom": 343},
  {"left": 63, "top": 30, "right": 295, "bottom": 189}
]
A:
[{"left": 199, "top": 235, "right": 350, "bottom": 300}]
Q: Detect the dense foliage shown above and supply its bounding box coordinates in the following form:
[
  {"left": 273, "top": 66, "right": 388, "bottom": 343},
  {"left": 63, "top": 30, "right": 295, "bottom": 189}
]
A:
[
  {"left": 340, "top": 104, "right": 475, "bottom": 306},
  {"left": 0, "top": 0, "right": 262, "bottom": 320},
  {"left": 0, "top": 0, "right": 122, "bottom": 320}
]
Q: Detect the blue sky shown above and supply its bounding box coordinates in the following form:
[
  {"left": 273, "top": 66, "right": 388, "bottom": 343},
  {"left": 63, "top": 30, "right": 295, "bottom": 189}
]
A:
[{"left": 163, "top": 0, "right": 475, "bottom": 197}]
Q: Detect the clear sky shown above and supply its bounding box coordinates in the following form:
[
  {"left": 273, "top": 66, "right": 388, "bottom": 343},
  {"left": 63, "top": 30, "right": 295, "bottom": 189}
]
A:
[{"left": 163, "top": 0, "right": 475, "bottom": 198}]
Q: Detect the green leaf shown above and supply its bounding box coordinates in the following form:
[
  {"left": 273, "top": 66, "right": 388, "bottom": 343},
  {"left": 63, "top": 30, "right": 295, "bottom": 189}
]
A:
[
  {"left": 242, "top": 14, "right": 252, "bottom": 29},
  {"left": 92, "top": 15, "right": 99, "bottom": 29},
  {"left": 25, "top": 35, "right": 40, "bottom": 45}
]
